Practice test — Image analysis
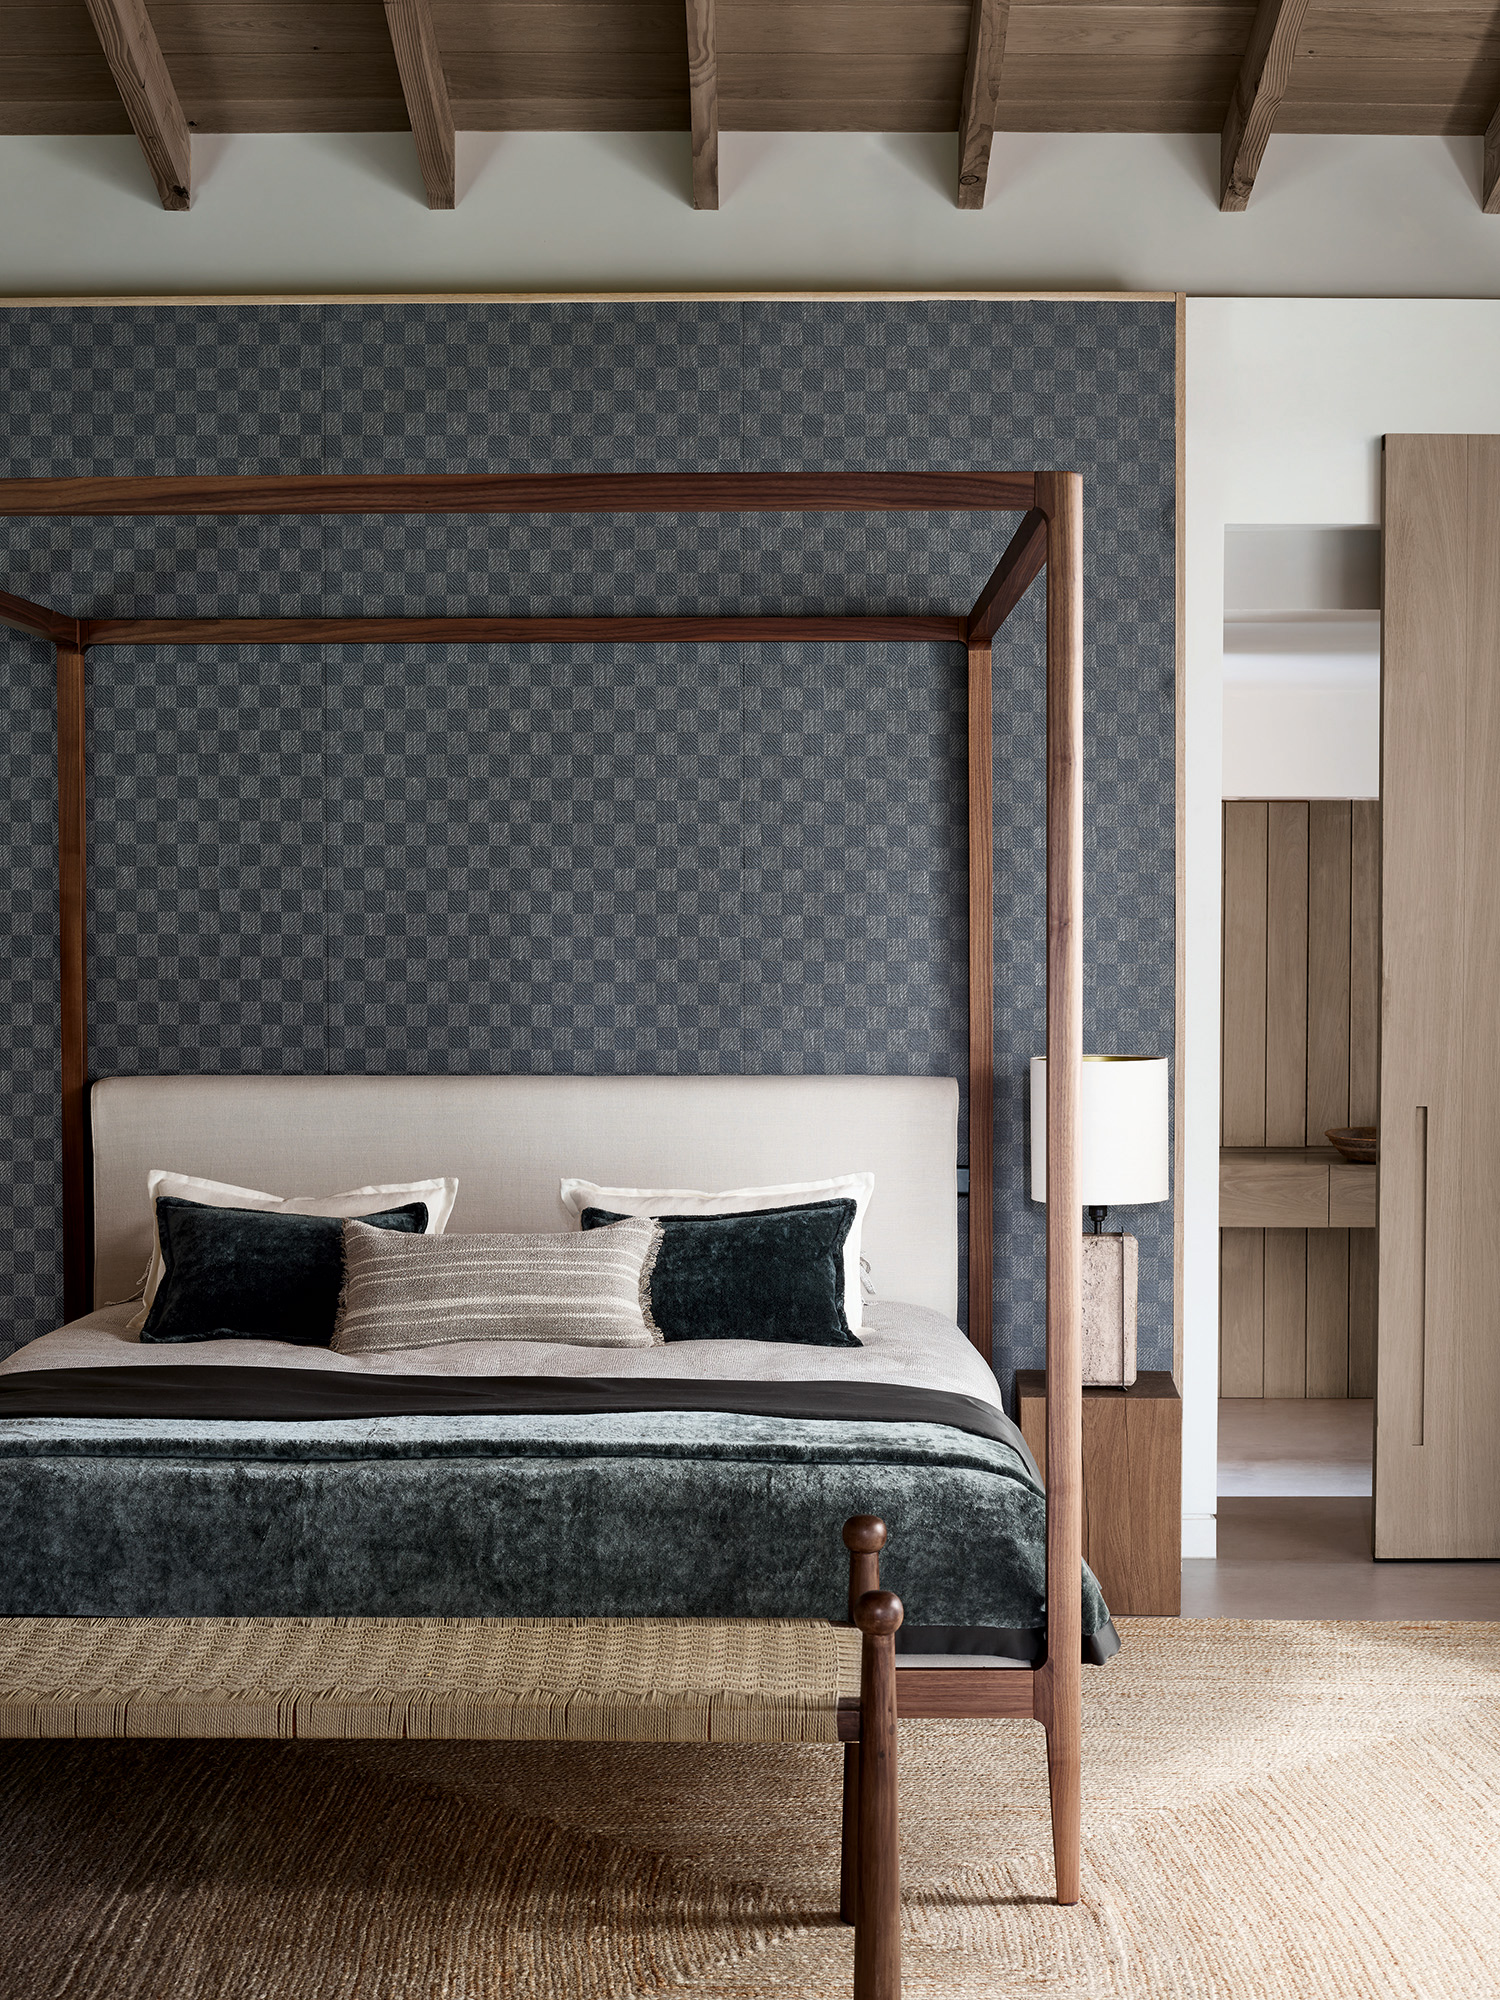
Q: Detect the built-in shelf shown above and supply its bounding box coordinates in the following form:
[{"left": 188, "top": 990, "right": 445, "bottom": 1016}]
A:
[{"left": 1220, "top": 1147, "right": 1376, "bottom": 1230}]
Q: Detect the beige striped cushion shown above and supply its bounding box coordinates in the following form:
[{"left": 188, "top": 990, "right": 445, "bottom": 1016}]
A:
[{"left": 333, "top": 1217, "right": 663, "bottom": 1354}]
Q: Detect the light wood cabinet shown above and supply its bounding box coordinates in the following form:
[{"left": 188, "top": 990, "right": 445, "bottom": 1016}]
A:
[{"left": 1377, "top": 435, "right": 1500, "bottom": 1559}]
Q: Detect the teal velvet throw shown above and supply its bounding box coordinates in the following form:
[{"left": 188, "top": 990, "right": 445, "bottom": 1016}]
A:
[{"left": 0, "top": 1403, "right": 1111, "bottom": 1652}]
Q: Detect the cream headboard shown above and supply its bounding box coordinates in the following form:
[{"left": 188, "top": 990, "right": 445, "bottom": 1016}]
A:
[{"left": 91, "top": 1074, "right": 960, "bottom": 1319}]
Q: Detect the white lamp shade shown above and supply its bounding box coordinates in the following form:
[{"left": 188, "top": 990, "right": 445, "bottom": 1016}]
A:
[{"left": 1030, "top": 1056, "right": 1169, "bottom": 1207}]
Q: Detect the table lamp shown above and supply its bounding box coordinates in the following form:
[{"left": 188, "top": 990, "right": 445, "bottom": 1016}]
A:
[{"left": 1029, "top": 1055, "right": 1169, "bottom": 1387}]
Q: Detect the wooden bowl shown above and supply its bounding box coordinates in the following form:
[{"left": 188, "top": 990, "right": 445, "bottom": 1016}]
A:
[{"left": 1326, "top": 1126, "right": 1377, "bottom": 1164}]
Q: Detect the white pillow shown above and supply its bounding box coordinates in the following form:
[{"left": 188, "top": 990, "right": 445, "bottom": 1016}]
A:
[
  {"left": 124, "top": 1170, "right": 459, "bottom": 1332},
  {"left": 559, "top": 1172, "right": 874, "bottom": 1330}
]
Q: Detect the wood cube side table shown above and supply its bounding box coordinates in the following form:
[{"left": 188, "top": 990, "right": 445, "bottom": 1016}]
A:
[{"left": 1015, "top": 1369, "right": 1182, "bottom": 1616}]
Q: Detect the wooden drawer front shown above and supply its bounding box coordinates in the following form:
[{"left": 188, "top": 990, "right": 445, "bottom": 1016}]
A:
[
  {"left": 1220, "top": 1154, "right": 1329, "bottom": 1228},
  {"left": 1329, "top": 1163, "right": 1376, "bottom": 1228}
]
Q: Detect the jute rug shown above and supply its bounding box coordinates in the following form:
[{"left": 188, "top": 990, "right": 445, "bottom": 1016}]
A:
[{"left": 2, "top": 1619, "right": 1497, "bottom": 1999}]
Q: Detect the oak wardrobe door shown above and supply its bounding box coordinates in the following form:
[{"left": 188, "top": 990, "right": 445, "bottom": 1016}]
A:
[{"left": 1376, "top": 435, "right": 1500, "bottom": 1558}]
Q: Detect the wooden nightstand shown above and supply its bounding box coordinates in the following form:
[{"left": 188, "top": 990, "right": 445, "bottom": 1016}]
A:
[{"left": 1015, "top": 1370, "right": 1182, "bottom": 1617}]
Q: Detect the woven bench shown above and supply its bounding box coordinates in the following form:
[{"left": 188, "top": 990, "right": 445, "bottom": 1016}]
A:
[{"left": 0, "top": 1515, "right": 905, "bottom": 2000}]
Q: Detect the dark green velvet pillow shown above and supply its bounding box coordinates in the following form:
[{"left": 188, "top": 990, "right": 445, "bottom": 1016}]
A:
[
  {"left": 140, "top": 1196, "right": 429, "bottom": 1347},
  {"left": 580, "top": 1199, "right": 859, "bottom": 1347}
]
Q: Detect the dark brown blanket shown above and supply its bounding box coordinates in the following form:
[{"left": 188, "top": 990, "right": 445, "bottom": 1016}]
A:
[{"left": 0, "top": 1363, "right": 1038, "bottom": 1471}]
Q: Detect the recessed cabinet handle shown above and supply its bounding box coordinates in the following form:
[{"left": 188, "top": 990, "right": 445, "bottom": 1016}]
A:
[{"left": 1414, "top": 1105, "right": 1428, "bottom": 1449}]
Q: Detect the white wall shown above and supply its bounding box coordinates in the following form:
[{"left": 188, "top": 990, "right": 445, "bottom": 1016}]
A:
[
  {"left": 1223, "top": 527, "right": 1381, "bottom": 798},
  {"left": 1221, "top": 675, "right": 1380, "bottom": 799},
  {"left": 4, "top": 131, "right": 1500, "bottom": 297},
  {"left": 1184, "top": 299, "right": 1500, "bottom": 1556}
]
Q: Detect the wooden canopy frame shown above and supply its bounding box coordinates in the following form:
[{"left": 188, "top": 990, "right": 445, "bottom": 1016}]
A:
[{"left": 0, "top": 467, "right": 1085, "bottom": 1903}]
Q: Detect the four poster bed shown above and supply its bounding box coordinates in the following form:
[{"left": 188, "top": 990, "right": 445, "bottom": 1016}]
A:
[{"left": 0, "top": 471, "right": 1098, "bottom": 1932}]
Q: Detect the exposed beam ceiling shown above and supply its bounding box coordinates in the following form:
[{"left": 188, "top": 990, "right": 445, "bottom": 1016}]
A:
[
  {"left": 1220, "top": 0, "right": 1312, "bottom": 212},
  {"left": 384, "top": 0, "right": 456, "bottom": 209},
  {"left": 1486, "top": 95, "right": 1500, "bottom": 215},
  {"left": 5, "top": 3, "right": 1500, "bottom": 219},
  {"left": 80, "top": 0, "right": 190, "bottom": 210},
  {"left": 685, "top": 0, "right": 719, "bottom": 211},
  {"left": 956, "top": 0, "right": 1010, "bottom": 210}
]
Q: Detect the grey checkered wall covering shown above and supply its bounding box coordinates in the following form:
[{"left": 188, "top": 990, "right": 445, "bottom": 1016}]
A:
[{"left": 0, "top": 301, "right": 1177, "bottom": 1395}]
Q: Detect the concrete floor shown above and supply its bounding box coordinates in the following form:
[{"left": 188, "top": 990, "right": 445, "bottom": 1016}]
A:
[{"left": 1178, "top": 1398, "right": 1500, "bottom": 1618}]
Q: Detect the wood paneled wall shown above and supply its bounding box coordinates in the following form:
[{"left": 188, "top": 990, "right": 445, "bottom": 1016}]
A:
[{"left": 1220, "top": 799, "right": 1380, "bottom": 1398}]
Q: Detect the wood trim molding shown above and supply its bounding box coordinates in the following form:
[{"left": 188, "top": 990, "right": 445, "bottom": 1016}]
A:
[
  {"left": 85, "top": 614, "right": 968, "bottom": 647},
  {"left": 685, "top": 0, "right": 719, "bottom": 211},
  {"left": 957, "top": 0, "right": 1011, "bottom": 210},
  {"left": 1219, "top": 0, "right": 1311, "bottom": 213},
  {"left": 0, "top": 292, "right": 1183, "bottom": 310},
  {"left": 967, "top": 506, "right": 1047, "bottom": 642},
  {"left": 1172, "top": 291, "right": 1186, "bottom": 1387},
  {"left": 383, "top": 0, "right": 456, "bottom": 211},
  {"left": 0, "top": 472, "right": 1038, "bottom": 517},
  {"left": 1485, "top": 98, "right": 1500, "bottom": 215},
  {"left": 81, "top": 0, "right": 192, "bottom": 212}
]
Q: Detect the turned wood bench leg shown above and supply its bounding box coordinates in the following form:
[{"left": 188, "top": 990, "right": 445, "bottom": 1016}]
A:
[
  {"left": 841, "top": 1514, "right": 902, "bottom": 2000},
  {"left": 840, "top": 1514, "right": 886, "bottom": 1927},
  {"left": 853, "top": 1585, "right": 902, "bottom": 2000},
  {"left": 840, "top": 1743, "right": 860, "bottom": 1925}
]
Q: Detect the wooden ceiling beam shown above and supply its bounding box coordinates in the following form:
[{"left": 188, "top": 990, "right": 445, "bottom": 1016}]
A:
[
  {"left": 1485, "top": 96, "right": 1500, "bottom": 214},
  {"left": 957, "top": 0, "right": 1011, "bottom": 209},
  {"left": 383, "top": 0, "right": 456, "bottom": 209},
  {"left": 685, "top": 0, "right": 719, "bottom": 210},
  {"left": 1220, "top": 0, "right": 1311, "bottom": 212},
  {"left": 80, "top": 0, "right": 191, "bottom": 210}
]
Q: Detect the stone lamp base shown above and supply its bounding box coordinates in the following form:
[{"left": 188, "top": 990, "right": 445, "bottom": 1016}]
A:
[{"left": 1081, "top": 1232, "right": 1138, "bottom": 1387}]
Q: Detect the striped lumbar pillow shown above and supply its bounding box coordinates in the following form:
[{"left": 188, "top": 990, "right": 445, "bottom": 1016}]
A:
[{"left": 332, "top": 1216, "right": 664, "bottom": 1353}]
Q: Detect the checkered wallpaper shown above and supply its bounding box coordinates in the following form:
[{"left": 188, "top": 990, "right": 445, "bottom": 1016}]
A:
[{"left": 0, "top": 300, "right": 1177, "bottom": 1394}]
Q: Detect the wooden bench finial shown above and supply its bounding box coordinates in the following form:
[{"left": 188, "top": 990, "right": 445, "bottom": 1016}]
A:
[
  {"left": 843, "top": 1515, "right": 887, "bottom": 1623},
  {"left": 842, "top": 1515, "right": 887, "bottom": 1554},
  {"left": 852, "top": 1589, "right": 903, "bottom": 1638}
]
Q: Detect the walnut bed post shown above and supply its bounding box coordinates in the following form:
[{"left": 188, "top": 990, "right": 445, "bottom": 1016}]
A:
[
  {"left": 1032, "top": 469, "right": 1085, "bottom": 1907},
  {"left": 966, "top": 635, "right": 994, "bottom": 1364},
  {"left": 57, "top": 630, "right": 90, "bottom": 1324}
]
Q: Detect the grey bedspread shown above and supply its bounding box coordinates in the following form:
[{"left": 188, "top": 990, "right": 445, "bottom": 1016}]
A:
[{"left": 0, "top": 1302, "right": 1115, "bottom": 1661}]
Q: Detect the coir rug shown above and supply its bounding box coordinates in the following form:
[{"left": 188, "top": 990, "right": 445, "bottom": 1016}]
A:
[{"left": 2, "top": 1619, "right": 1497, "bottom": 1999}]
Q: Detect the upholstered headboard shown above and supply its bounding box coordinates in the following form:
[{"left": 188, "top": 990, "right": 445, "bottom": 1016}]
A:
[{"left": 90, "top": 1074, "right": 960, "bottom": 1319}]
